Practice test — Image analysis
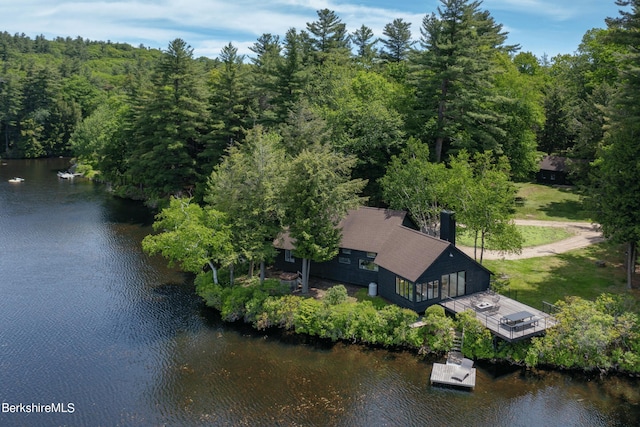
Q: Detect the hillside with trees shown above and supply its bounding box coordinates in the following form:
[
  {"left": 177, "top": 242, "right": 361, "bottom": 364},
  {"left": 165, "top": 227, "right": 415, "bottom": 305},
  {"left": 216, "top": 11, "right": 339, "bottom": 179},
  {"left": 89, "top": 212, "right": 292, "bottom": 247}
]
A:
[{"left": 1, "top": 0, "right": 639, "bottom": 286}]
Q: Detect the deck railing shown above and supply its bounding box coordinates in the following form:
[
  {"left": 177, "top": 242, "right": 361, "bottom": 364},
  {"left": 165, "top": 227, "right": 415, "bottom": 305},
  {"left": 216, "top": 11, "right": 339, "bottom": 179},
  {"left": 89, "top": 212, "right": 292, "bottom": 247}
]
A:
[{"left": 444, "top": 294, "right": 556, "bottom": 341}]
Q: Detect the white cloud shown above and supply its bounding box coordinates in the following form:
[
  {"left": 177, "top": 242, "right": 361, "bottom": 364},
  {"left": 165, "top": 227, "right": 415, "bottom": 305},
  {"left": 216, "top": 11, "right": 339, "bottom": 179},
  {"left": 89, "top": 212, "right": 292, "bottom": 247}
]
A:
[{"left": 0, "top": 0, "right": 618, "bottom": 59}]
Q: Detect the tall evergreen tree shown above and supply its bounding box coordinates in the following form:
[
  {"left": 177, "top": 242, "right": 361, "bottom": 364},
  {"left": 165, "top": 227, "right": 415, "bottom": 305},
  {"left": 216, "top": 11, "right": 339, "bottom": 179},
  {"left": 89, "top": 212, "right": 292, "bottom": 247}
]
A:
[
  {"left": 128, "top": 38, "right": 209, "bottom": 199},
  {"left": 415, "top": 0, "right": 515, "bottom": 162},
  {"left": 205, "top": 43, "right": 249, "bottom": 172},
  {"left": 206, "top": 126, "right": 286, "bottom": 284},
  {"left": 351, "top": 25, "right": 378, "bottom": 66},
  {"left": 589, "top": 0, "right": 640, "bottom": 289},
  {"left": 273, "top": 29, "right": 309, "bottom": 123},
  {"left": 281, "top": 143, "right": 366, "bottom": 293},
  {"left": 306, "top": 9, "right": 351, "bottom": 63},
  {"left": 248, "top": 34, "right": 282, "bottom": 126},
  {"left": 381, "top": 18, "right": 413, "bottom": 62}
]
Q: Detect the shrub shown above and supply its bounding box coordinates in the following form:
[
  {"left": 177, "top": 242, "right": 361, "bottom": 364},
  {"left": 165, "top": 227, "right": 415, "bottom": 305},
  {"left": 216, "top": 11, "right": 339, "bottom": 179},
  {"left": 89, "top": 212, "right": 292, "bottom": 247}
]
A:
[
  {"left": 418, "top": 305, "right": 455, "bottom": 353},
  {"left": 293, "top": 298, "right": 325, "bottom": 336},
  {"left": 456, "top": 310, "right": 495, "bottom": 360},
  {"left": 324, "top": 285, "right": 349, "bottom": 306},
  {"left": 256, "top": 295, "right": 303, "bottom": 330}
]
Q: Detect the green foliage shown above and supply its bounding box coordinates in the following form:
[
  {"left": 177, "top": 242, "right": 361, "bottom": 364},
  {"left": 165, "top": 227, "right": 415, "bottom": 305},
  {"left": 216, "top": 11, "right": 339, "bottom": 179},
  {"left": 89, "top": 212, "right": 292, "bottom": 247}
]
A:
[
  {"left": 324, "top": 285, "right": 348, "bottom": 306},
  {"left": 142, "top": 197, "right": 235, "bottom": 284},
  {"left": 354, "top": 288, "right": 388, "bottom": 309},
  {"left": 448, "top": 150, "right": 522, "bottom": 262},
  {"left": 281, "top": 143, "right": 366, "bottom": 292},
  {"left": 455, "top": 310, "right": 495, "bottom": 360},
  {"left": 380, "top": 138, "right": 449, "bottom": 236},
  {"left": 206, "top": 126, "right": 286, "bottom": 280},
  {"left": 415, "top": 0, "right": 515, "bottom": 162},
  {"left": 415, "top": 305, "right": 455, "bottom": 354},
  {"left": 524, "top": 295, "right": 640, "bottom": 372}
]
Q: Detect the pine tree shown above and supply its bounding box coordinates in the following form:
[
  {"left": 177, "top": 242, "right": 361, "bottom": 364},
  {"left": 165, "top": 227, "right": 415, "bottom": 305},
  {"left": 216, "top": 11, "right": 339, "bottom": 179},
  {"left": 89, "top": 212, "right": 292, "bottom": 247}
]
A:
[
  {"left": 306, "top": 9, "right": 351, "bottom": 64},
  {"left": 351, "top": 25, "right": 378, "bottom": 66},
  {"left": 128, "top": 38, "right": 209, "bottom": 199},
  {"left": 589, "top": 0, "right": 640, "bottom": 289},
  {"left": 381, "top": 18, "right": 413, "bottom": 62},
  {"left": 204, "top": 43, "right": 249, "bottom": 173},
  {"left": 415, "top": 0, "right": 516, "bottom": 162}
]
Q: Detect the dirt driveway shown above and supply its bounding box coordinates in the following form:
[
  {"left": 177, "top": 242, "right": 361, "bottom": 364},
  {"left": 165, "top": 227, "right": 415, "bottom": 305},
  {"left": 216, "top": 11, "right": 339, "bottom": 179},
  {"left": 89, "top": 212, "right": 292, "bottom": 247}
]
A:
[{"left": 458, "top": 220, "right": 605, "bottom": 260}]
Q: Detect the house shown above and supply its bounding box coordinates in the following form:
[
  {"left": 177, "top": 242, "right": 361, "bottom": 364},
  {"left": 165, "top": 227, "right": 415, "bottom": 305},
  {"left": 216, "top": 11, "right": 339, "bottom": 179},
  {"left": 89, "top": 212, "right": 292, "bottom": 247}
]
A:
[
  {"left": 273, "top": 207, "right": 492, "bottom": 313},
  {"left": 537, "top": 155, "right": 571, "bottom": 185}
]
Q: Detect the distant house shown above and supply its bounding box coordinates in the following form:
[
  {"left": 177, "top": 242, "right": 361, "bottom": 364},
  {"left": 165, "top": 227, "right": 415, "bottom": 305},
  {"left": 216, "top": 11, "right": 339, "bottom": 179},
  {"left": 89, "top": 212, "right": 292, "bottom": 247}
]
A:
[
  {"left": 537, "top": 155, "right": 571, "bottom": 185},
  {"left": 274, "top": 207, "right": 492, "bottom": 313}
]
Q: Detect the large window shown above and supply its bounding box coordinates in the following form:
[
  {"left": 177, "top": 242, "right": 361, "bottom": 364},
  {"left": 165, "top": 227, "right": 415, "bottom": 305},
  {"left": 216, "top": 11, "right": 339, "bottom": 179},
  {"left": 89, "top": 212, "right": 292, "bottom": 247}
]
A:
[
  {"left": 441, "top": 271, "right": 466, "bottom": 298},
  {"left": 359, "top": 258, "right": 378, "bottom": 271},
  {"left": 396, "top": 277, "right": 414, "bottom": 301},
  {"left": 416, "top": 280, "right": 439, "bottom": 302}
]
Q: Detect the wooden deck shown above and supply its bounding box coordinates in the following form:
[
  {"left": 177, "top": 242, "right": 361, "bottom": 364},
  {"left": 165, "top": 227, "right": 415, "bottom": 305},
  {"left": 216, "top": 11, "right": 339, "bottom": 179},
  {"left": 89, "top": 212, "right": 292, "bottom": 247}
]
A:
[
  {"left": 430, "top": 363, "right": 476, "bottom": 389},
  {"left": 439, "top": 291, "right": 557, "bottom": 342}
]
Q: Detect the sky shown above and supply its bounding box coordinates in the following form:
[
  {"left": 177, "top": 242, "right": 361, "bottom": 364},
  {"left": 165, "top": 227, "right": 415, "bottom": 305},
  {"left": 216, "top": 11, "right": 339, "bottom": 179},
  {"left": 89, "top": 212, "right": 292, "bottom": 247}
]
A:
[{"left": 0, "top": 1, "right": 626, "bottom": 60}]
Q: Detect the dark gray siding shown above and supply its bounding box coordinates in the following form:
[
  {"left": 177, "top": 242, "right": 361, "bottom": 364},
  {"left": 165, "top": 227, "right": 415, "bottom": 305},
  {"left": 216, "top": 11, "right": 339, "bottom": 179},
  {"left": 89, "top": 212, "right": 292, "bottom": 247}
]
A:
[
  {"left": 312, "top": 249, "right": 378, "bottom": 287},
  {"left": 376, "top": 246, "right": 491, "bottom": 313},
  {"left": 274, "top": 245, "right": 491, "bottom": 314},
  {"left": 274, "top": 248, "right": 377, "bottom": 288},
  {"left": 273, "top": 249, "right": 303, "bottom": 274},
  {"left": 536, "top": 169, "right": 570, "bottom": 185}
]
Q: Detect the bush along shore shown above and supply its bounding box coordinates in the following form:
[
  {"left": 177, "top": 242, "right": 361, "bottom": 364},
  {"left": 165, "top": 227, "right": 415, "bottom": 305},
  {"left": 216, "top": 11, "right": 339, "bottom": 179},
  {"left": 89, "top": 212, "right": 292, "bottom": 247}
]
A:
[{"left": 195, "top": 275, "right": 640, "bottom": 375}]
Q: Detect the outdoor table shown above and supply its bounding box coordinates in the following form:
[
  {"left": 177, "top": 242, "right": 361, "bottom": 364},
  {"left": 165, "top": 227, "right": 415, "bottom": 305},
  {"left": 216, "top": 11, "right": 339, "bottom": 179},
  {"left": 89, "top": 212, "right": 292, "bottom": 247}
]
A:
[{"left": 500, "top": 311, "right": 534, "bottom": 327}]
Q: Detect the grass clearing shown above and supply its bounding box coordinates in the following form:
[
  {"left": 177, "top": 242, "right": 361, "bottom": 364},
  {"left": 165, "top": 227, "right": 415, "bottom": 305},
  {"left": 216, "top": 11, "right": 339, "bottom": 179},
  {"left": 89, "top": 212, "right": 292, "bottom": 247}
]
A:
[
  {"left": 484, "top": 241, "right": 639, "bottom": 309},
  {"left": 457, "top": 225, "right": 574, "bottom": 249},
  {"left": 514, "top": 183, "right": 591, "bottom": 222}
]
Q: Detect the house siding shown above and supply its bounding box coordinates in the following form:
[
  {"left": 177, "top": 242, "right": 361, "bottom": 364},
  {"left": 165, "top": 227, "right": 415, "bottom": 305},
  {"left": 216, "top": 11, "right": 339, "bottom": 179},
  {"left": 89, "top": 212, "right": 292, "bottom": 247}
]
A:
[
  {"left": 536, "top": 169, "right": 569, "bottom": 185},
  {"left": 275, "top": 245, "right": 491, "bottom": 313},
  {"left": 274, "top": 248, "right": 380, "bottom": 287},
  {"left": 376, "top": 247, "right": 491, "bottom": 313}
]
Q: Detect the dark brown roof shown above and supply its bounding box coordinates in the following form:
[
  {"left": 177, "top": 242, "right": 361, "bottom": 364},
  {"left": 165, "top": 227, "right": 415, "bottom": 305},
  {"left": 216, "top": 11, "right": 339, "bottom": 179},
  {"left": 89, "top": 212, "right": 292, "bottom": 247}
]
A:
[
  {"left": 374, "top": 225, "right": 450, "bottom": 282},
  {"left": 539, "top": 155, "right": 567, "bottom": 172},
  {"left": 339, "top": 207, "right": 408, "bottom": 252},
  {"left": 276, "top": 207, "right": 452, "bottom": 282}
]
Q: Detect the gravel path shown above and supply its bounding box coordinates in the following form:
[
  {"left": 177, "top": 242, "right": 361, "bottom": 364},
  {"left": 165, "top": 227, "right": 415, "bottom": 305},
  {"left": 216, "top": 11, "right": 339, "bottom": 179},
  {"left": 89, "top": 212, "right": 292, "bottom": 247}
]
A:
[{"left": 458, "top": 220, "right": 605, "bottom": 260}]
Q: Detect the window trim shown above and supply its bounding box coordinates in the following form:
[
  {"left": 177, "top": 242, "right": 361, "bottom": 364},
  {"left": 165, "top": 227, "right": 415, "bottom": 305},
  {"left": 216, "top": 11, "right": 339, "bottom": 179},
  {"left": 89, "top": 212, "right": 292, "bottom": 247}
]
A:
[{"left": 284, "top": 250, "right": 295, "bottom": 263}]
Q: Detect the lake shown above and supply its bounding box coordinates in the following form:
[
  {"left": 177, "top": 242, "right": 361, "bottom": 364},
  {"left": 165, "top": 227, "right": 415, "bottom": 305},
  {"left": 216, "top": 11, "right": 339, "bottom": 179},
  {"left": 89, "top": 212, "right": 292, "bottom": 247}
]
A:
[{"left": 0, "top": 158, "right": 638, "bottom": 426}]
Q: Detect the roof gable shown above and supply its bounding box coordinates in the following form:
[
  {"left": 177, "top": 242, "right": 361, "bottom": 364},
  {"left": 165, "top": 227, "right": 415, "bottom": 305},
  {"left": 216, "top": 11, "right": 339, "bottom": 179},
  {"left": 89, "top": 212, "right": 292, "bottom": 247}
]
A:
[
  {"left": 276, "top": 207, "right": 458, "bottom": 282},
  {"left": 539, "top": 155, "right": 567, "bottom": 172},
  {"left": 374, "top": 225, "right": 450, "bottom": 282}
]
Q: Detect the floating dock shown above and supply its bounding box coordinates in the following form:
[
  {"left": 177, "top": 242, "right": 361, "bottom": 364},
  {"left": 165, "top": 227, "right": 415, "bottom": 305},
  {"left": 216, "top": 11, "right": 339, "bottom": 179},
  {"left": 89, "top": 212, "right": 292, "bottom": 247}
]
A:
[{"left": 430, "top": 359, "right": 476, "bottom": 390}]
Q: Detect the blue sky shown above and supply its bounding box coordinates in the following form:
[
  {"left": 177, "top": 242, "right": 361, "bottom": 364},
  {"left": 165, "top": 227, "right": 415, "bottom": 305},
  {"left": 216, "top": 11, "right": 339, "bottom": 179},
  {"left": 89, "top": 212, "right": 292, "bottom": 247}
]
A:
[{"left": 0, "top": 1, "right": 625, "bottom": 60}]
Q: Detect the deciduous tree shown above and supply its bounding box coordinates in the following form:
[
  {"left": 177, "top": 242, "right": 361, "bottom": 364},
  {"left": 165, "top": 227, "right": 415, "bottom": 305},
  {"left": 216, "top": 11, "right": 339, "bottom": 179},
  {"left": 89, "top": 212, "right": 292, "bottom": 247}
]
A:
[{"left": 142, "top": 197, "right": 235, "bottom": 285}]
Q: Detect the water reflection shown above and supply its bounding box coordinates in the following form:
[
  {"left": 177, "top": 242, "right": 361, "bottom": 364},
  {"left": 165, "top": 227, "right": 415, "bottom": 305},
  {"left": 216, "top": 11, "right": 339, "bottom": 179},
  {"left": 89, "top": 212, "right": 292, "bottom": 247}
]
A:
[{"left": 0, "top": 159, "right": 638, "bottom": 426}]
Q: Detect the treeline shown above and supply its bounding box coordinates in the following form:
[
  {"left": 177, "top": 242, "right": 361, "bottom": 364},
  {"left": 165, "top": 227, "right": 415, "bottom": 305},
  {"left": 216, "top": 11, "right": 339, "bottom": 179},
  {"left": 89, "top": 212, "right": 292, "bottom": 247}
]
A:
[
  {"left": 1, "top": 1, "right": 638, "bottom": 282},
  {"left": 0, "top": 4, "right": 620, "bottom": 194}
]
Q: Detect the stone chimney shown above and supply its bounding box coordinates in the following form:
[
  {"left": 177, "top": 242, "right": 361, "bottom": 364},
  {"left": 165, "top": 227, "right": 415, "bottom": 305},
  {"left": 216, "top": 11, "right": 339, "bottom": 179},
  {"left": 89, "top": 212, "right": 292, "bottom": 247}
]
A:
[{"left": 439, "top": 210, "right": 456, "bottom": 245}]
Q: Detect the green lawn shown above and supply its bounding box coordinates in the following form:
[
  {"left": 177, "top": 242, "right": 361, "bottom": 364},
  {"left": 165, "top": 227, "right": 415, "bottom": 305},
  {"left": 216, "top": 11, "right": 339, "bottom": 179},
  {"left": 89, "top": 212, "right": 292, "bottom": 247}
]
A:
[
  {"left": 484, "top": 241, "right": 637, "bottom": 309},
  {"left": 513, "top": 183, "right": 591, "bottom": 221},
  {"left": 479, "top": 183, "right": 640, "bottom": 308},
  {"left": 457, "top": 225, "right": 574, "bottom": 249}
]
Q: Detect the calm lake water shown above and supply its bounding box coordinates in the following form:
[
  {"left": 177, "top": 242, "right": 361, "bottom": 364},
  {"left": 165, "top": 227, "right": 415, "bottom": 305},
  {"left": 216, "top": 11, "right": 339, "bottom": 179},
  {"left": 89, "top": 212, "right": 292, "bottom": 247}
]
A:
[{"left": 0, "top": 158, "right": 638, "bottom": 427}]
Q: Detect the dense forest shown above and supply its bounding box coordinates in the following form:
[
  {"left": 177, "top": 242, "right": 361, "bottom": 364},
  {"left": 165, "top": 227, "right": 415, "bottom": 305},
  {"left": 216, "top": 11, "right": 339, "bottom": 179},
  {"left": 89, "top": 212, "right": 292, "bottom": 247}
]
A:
[{"left": 1, "top": 1, "right": 639, "bottom": 284}]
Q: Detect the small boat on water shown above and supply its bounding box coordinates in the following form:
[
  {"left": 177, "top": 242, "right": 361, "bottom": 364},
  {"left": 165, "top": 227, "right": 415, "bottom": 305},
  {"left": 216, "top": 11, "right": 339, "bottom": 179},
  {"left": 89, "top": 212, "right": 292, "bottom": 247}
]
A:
[
  {"left": 8, "top": 177, "right": 24, "bottom": 183},
  {"left": 57, "top": 171, "right": 75, "bottom": 179}
]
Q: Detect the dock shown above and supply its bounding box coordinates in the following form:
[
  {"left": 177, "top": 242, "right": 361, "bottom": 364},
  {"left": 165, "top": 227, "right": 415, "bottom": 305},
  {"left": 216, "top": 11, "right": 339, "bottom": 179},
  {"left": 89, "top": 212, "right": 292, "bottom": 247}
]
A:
[{"left": 430, "top": 358, "right": 476, "bottom": 389}]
